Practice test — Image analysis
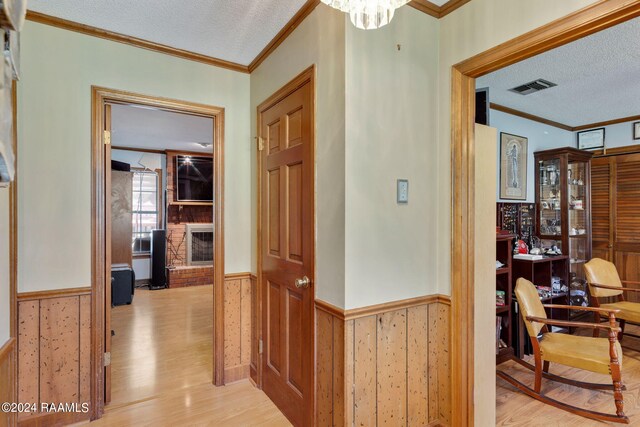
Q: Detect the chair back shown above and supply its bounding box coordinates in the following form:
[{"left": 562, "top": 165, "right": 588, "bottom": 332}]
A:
[
  {"left": 515, "top": 278, "right": 548, "bottom": 337},
  {"left": 584, "top": 258, "right": 623, "bottom": 298}
]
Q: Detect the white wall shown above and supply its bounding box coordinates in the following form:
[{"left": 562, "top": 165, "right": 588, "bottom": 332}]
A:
[
  {"left": 0, "top": 186, "right": 10, "bottom": 345},
  {"left": 250, "top": 6, "right": 347, "bottom": 308},
  {"left": 344, "top": 7, "right": 440, "bottom": 309},
  {"left": 490, "top": 109, "right": 574, "bottom": 202},
  {"left": 437, "top": 0, "right": 600, "bottom": 296},
  {"left": 18, "top": 21, "right": 251, "bottom": 292}
]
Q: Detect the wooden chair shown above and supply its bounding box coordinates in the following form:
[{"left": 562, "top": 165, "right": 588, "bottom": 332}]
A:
[
  {"left": 585, "top": 258, "right": 640, "bottom": 341},
  {"left": 496, "top": 278, "right": 628, "bottom": 424}
]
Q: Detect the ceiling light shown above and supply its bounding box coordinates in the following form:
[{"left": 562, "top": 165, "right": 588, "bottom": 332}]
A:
[
  {"left": 198, "top": 143, "right": 212, "bottom": 148},
  {"left": 321, "top": 0, "right": 410, "bottom": 30}
]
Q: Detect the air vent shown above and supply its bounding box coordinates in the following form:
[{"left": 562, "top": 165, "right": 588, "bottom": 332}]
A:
[{"left": 509, "top": 79, "right": 557, "bottom": 95}]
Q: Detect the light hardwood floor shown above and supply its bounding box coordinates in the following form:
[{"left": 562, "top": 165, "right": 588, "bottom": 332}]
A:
[
  {"left": 497, "top": 324, "right": 640, "bottom": 426},
  {"left": 77, "top": 285, "right": 290, "bottom": 426}
]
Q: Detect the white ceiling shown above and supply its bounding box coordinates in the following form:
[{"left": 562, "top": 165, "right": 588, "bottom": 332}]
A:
[
  {"left": 428, "top": 0, "right": 449, "bottom": 6},
  {"left": 28, "top": 0, "right": 309, "bottom": 66},
  {"left": 111, "top": 104, "right": 213, "bottom": 153},
  {"left": 476, "top": 17, "right": 640, "bottom": 127}
]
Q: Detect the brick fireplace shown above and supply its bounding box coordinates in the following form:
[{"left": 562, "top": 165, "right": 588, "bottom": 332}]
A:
[{"left": 165, "top": 150, "right": 214, "bottom": 288}]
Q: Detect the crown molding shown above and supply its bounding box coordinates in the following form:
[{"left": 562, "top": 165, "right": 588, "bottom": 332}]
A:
[
  {"left": 26, "top": 10, "right": 250, "bottom": 74},
  {"left": 249, "top": 0, "right": 321, "bottom": 73},
  {"left": 410, "top": 0, "right": 473, "bottom": 19},
  {"left": 490, "top": 103, "right": 573, "bottom": 131}
]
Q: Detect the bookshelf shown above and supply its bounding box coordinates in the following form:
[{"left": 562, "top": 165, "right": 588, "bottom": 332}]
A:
[{"left": 496, "top": 233, "right": 515, "bottom": 364}]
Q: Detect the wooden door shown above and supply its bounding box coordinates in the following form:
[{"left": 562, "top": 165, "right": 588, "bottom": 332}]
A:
[
  {"left": 104, "top": 104, "right": 112, "bottom": 404},
  {"left": 591, "top": 157, "right": 613, "bottom": 261},
  {"left": 259, "top": 73, "right": 314, "bottom": 427},
  {"left": 592, "top": 153, "right": 640, "bottom": 299}
]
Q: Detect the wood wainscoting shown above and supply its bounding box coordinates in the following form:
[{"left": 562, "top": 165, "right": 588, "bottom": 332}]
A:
[
  {"left": 315, "top": 295, "right": 451, "bottom": 427},
  {"left": 17, "top": 287, "right": 92, "bottom": 426},
  {"left": 0, "top": 338, "right": 17, "bottom": 427},
  {"left": 223, "top": 273, "right": 253, "bottom": 384},
  {"left": 16, "top": 273, "right": 254, "bottom": 423}
]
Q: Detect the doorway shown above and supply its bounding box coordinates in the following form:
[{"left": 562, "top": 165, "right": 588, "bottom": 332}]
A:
[
  {"left": 256, "top": 66, "right": 316, "bottom": 427},
  {"left": 450, "top": 2, "right": 640, "bottom": 425},
  {"left": 91, "top": 87, "right": 225, "bottom": 417}
]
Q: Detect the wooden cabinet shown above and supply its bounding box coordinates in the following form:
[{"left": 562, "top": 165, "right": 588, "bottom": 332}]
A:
[
  {"left": 535, "top": 147, "right": 593, "bottom": 283},
  {"left": 496, "top": 234, "right": 515, "bottom": 364},
  {"left": 591, "top": 152, "right": 640, "bottom": 300},
  {"left": 496, "top": 202, "right": 536, "bottom": 245}
]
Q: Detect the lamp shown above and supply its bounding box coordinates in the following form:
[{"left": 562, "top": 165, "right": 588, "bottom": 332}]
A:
[{"left": 321, "top": 0, "right": 410, "bottom": 30}]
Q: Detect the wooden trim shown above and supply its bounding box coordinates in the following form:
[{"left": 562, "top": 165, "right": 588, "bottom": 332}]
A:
[
  {"left": 111, "top": 146, "right": 166, "bottom": 155},
  {"left": 408, "top": 1, "right": 441, "bottom": 18},
  {"left": 224, "top": 272, "right": 252, "bottom": 280},
  {"left": 132, "top": 253, "right": 151, "bottom": 260},
  {"left": 315, "top": 294, "right": 452, "bottom": 321},
  {"left": 439, "top": 0, "right": 473, "bottom": 17},
  {"left": 0, "top": 337, "right": 15, "bottom": 363},
  {"left": 451, "top": 1, "right": 640, "bottom": 425},
  {"left": 17, "top": 287, "right": 92, "bottom": 301},
  {"left": 91, "top": 87, "right": 225, "bottom": 420},
  {"left": 492, "top": 103, "right": 640, "bottom": 133},
  {"left": 592, "top": 144, "right": 640, "bottom": 157},
  {"left": 573, "top": 114, "right": 640, "bottom": 131},
  {"left": 26, "top": 11, "right": 249, "bottom": 74},
  {"left": 248, "top": 0, "right": 321, "bottom": 72},
  {"left": 409, "top": 0, "right": 473, "bottom": 19},
  {"left": 490, "top": 103, "right": 573, "bottom": 132}
]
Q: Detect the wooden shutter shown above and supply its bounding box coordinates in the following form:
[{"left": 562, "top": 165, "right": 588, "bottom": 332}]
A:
[{"left": 591, "top": 159, "right": 612, "bottom": 260}]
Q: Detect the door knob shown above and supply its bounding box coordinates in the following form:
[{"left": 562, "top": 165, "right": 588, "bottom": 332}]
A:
[{"left": 295, "top": 276, "right": 311, "bottom": 289}]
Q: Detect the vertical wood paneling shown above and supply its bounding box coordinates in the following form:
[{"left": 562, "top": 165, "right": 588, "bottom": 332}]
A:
[
  {"left": 17, "top": 291, "right": 91, "bottom": 424},
  {"left": 223, "top": 274, "right": 254, "bottom": 384},
  {"left": 407, "top": 306, "right": 429, "bottom": 427},
  {"left": 79, "top": 295, "right": 91, "bottom": 405},
  {"left": 344, "top": 320, "right": 355, "bottom": 427},
  {"left": 437, "top": 303, "right": 451, "bottom": 425},
  {"left": 427, "top": 304, "right": 440, "bottom": 424},
  {"left": 377, "top": 310, "right": 407, "bottom": 427},
  {"left": 250, "top": 274, "right": 259, "bottom": 383},
  {"left": 18, "top": 300, "right": 39, "bottom": 419},
  {"left": 316, "top": 309, "right": 333, "bottom": 426},
  {"left": 39, "top": 297, "right": 80, "bottom": 405},
  {"left": 316, "top": 297, "right": 450, "bottom": 427},
  {"left": 333, "top": 318, "right": 346, "bottom": 427},
  {"left": 353, "top": 316, "right": 377, "bottom": 427},
  {"left": 240, "top": 278, "right": 252, "bottom": 367}
]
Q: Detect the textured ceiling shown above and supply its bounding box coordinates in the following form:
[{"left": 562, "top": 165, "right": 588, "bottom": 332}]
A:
[
  {"left": 27, "top": 0, "right": 309, "bottom": 66},
  {"left": 111, "top": 104, "right": 213, "bottom": 153},
  {"left": 476, "top": 17, "right": 640, "bottom": 127}
]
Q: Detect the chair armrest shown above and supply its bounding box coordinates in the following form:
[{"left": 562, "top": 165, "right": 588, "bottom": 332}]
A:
[
  {"left": 526, "top": 315, "right": 621, "bottom": 332},
  {"left": 541, "top": 304, "right": 620, "bottom": 315},
  {"left": 622, "top": 280, "right": 640, "bottom": 286},
  {"left": 590, "top": 282, "right": 640, "bottom": 292}
]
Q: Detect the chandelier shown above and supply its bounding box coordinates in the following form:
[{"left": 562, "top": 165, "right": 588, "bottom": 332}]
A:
[{"left": 321, "top": 0, "right": 411, "bottom": 30}]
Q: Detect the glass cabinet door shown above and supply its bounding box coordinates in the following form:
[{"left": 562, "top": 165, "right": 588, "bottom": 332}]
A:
[
  {"left": 568, "top": 160, "right": 588, "bottom": 279},
  {"left": 539, "top": 158, "right": 562, "bottom": 252}
]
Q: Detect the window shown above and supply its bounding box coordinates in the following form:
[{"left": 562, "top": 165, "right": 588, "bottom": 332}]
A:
[{"left": 132, "top": 170, "right": 160, "bottom": 254}]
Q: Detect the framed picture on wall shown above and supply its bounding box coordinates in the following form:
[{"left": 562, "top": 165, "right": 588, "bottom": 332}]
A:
[
  {"left": 634, "top": 121, "right": 640, "bottom": 140},
  {"left": 577, "top": 127, "right": 605, "bottom": 150},
  {"left": 499, "top": 133, "right": 528, "bottom": 200}
]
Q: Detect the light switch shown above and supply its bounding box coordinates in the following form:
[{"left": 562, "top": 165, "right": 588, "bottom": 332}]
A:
[{"left": 397, "top": 179, "right": 408, "bottom": 204}]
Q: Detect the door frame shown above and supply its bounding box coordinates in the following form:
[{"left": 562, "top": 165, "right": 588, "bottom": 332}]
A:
[
  {"left": 90, "top": 87, "right": 225, "bottom": 419},
  {"left": 450, "top": 1, "right": 640, "bottom": 424},
  {"left": 255, "top": 65, "right": 316, "bottom": 412}
]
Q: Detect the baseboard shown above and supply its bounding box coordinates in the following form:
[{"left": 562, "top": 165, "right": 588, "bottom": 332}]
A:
[{"left": 224, "top": 365, "right": 250, "bottom": 384}]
